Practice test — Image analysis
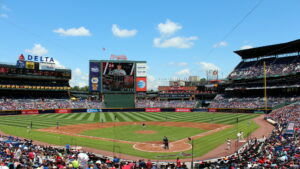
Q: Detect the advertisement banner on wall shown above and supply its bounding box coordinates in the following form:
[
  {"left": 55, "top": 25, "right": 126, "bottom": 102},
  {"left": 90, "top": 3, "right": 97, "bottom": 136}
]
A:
[
  {"left": 145, "top": 108, "right": 161, "bottom": 112},
  {"left": 87, "top": 109, "right": 102, "bottom": 113},
  {"left": 175, "top": 108, "right": 191, "bottom": 112},
  {"left": 136, "top": 77, "right": 147, "bottom": 92},
  {"left": 55, "top": 109, "right": 71, "bottom": 113},
  {"left": 21, "top": 110, "right": 39, "bottom": 115},
  {"left": 16, "top": 60, "right": 26, "bottom": 68},
  {"left": 39, "top": 63, "right": 55, "bottom": 71},
  {"left": 89, "top": 62, "right": 101, "bottom": 92},
  {"left": 136, "top": 63, "right": 147, "bottom": 77},
  {"left": 208, "top": 108, "right": 217, "bottom": 112},
  {"left": 26, "top": 61, "right": 35, "bottom": 69}
]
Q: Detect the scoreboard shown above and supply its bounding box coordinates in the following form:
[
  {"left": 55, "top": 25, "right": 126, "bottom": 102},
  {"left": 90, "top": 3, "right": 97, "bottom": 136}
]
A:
[{"left": 89, "top": 60, "right": 147, "bottom": 93}]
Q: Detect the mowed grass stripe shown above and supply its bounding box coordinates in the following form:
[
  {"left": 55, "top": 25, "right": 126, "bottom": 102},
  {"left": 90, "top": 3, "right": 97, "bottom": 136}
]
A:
[
  {"left": 81, "top": 113, "right": 92, "bottom": 121},
  {"left": 122, "top": 112, "right": 144, "bottom": 121},
  {"left": 64, "top": 113, "right": 80, "bottom": 120},
  {"left": 87, "top": 113, "right": 96, "bottom": 121},
  {"left": 0, "top": 117, "right": 77, "bottom": 126},
  {"left": 113, "top": 112, "right": 126, "bottom": 122},
  {"left": 104, "top": 113, "right": 113, "bottom": 122},
  {"left": 54, "top": 113, "right": 73, "bottom": 119},
  {"left": 107, "top": 112, "right": 120, "bottom": 122},
  {"left": 170, "top": 113, "right": 232, "bottom": 123},
  {"left": 170, "top": 113, "right": 251, "bottom": 123},
  {"left": 115, "top": 112, "right": 133, "bottom": 122},
  {"left": 0, "top": 118, "right": 80, "bottom": 128},
  {"left": 129, "top": 112, "right": 158, "bottom": 121},
  {"left": 136, "top": 112, "right": 165, "bottom": 121},
  {"left": 75, "top": 113, "right": 88, "bottom": 121},
  {"left": 94, "top": 112, "right": 100, "bottom": 122},
  {"left": 99, "top": 112, "right": 107, "bottom": 122}
]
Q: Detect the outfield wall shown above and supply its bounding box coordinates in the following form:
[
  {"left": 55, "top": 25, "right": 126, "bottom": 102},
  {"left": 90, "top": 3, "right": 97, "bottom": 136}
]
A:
[{"left": 0, "top": 107, "right": 271, "bottom": 115}]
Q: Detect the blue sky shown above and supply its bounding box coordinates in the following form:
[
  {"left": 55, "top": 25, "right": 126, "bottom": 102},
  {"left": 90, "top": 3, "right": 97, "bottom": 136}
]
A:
[{"left": 0, "top": 0, "right": 300, "bottom": 89}]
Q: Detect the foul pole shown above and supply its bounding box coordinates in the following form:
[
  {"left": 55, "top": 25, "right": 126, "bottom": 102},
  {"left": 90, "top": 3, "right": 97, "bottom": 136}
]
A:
[{"left": 263, "top": 61, "right": 268, "bottom": 113}]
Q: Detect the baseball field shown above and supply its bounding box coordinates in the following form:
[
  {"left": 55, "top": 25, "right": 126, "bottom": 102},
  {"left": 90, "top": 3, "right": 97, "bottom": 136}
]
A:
[{"left": 0, "top": 112, "right": 259, "bottom": 159}]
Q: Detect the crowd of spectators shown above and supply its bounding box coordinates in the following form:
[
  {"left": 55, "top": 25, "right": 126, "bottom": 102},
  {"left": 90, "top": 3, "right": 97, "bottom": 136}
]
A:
[
  {"left": 0, "top": 136, "right": 187, "bottom": 169},
  {"left": 196, "top": 102, "right": 299, "bottom": 168},
  {"left": 228, "top": 56, "right": 300, "bottom": 80},
  {"left": 209, "top": 94, "right": 299, "bottom": 109},
  {"left": 0, "top": 99, "right": 103, "bottom": 111},
  {"left": 135, "top": 100, "right": 197, "bottom": 108}
]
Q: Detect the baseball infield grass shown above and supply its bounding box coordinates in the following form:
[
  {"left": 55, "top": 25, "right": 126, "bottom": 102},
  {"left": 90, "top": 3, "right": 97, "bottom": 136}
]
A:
[
  {"left": 82, "top": 125, "right": 206, "bottom": 142},
  {"left": 0, "top": 112, "right": 259, "bottom": 159}
]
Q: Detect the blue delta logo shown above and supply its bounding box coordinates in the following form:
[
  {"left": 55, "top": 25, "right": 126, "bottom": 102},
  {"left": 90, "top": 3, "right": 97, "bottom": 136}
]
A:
[{"left": 137, "top": 80, "right": 146, "bottom": 89}]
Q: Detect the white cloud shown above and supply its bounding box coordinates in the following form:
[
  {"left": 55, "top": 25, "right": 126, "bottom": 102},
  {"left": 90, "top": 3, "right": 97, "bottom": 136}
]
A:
[
  {"left": 154, "top": 36, "right": 198, "bottom": 48},
  {"left": 169, "top": 62, "right": 188, "bottom": 66},
  {"left": 112, "top": 24, "right": 137, "bottom": 38},
  {"left": 197, "top": 62, "right": 220, "bottom": 71},
  {"left": 178, "top": 62, "right": 188, "bottom": 66},
  {"left": 147, "top": 75, "right": 165, "bottom": 91},
  {"left": 70, "top": 68, "right": 88, "bottom": 87},
  {"left": 213, "top": 41, "right": 228, "bottom": 48},
  {"left": 0, "top": 4, "right": 9, "bottom": 11},
  {"left": 157, "top": 19, "right": 182, "bottom": 36},
  {"left": 176, "top": 69, "right": 190, "bottom": 75},
  {"left": 74, "top": 68, "right": 82, "bottom": 76},
  {"left": 240, "top": 45, "right": 253, "bottom": 50},
  {"left": 53, "top": 27, "right": 91, "bottom": 36},
  {"left": 25, "top": 44, "right": 48, "bottom": 56},
  {"left": 53, "top": 59, "right": 66, "bottom": 69},
  {"left": 0, "top": 14, "right": 8, "bottom": 18}
]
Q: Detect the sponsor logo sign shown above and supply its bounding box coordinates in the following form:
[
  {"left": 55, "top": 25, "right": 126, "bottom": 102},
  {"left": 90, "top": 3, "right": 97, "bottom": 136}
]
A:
[
  {"left": 208, "top": 108, "right": 217, "bottom": 112},
  {"left": 55, "top": 109, "right": 71, "bottom": 113},
  {"left": 39, "top": 62, "right": 55, "bottom": 71},
  {"left": 87, "top": 109, "right": 101, "bottom": 113},
  {"left": 136, "top": 63, "right": 147, "bottom": 77},
  {"left": 27, "top": 55, "right": 55, "bottom": 63},
  {"left": 21, "top": 110, "right": 39, "bottom": 115},
  {"left": 145, "top": 108, "right": 161, "bottom": 112},
  {"left": 175, "top": 108, "right": 191, "bottom": 112},
  {"left": 89, "top": 62, "right": 101, "bottom": 92},
  {"left": 136, "top": 77, "right": 147, "bottom": 92}
]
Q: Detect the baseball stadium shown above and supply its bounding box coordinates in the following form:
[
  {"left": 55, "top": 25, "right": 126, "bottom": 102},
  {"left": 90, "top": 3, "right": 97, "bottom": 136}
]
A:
[
  {"left": 0, "top": 1, "right": 300, "bottom": 168},
  {"left": 0, "top": 39, "right": 299, "bottom": 168}
]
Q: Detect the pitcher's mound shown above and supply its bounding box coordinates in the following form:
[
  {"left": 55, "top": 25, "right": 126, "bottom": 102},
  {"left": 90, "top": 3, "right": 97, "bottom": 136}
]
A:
[{"left": 135, "top": 130, "right": 157, "bottom": 134}]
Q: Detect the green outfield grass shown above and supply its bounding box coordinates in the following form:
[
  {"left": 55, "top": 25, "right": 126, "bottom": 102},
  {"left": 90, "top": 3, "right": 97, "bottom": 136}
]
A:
[
  {"left": 82, "top": 124, "right": 206, "bottom": 142},
  {"left": 0, "top": 112, "right": 259, "bottom": 159}
]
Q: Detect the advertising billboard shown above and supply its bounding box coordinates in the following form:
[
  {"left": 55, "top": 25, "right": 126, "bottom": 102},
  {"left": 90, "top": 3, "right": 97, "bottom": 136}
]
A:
[
  {"left": 89, "top": 62, "right": 101, "bottom": 92},
  {"left": 16, "top": 60, "right": 26, "bottom": 68},
  {"left": 39, "top": 63, "right": 55, "bottom": 71},
  {"left": 102, "top": 62, "right": 135, "bottom": 92},
  {"left": 26, "top": 61, "right": 35, "bottom": 69},
  {"left": 136, "top": 63, "right": 147, "bottom": 77},
  {"left": 136, "top": 77, "right": 147, "bottom": 92}
]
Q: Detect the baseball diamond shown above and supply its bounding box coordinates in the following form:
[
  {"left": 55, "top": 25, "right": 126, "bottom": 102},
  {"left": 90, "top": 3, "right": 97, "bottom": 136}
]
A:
[{"left": 0, "top": 111, "right": 260, "bottom": 160}]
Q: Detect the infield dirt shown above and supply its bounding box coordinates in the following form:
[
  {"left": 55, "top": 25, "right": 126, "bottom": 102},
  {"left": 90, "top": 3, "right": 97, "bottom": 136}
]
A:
[{"left": 38, "top": 121, "right": 231, "bottom": 152}]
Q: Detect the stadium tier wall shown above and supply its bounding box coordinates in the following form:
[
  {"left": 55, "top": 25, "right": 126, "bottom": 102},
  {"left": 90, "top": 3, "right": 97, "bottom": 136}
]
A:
[{"left": 0, "top": 107, "right": 271, "bottom": 116}]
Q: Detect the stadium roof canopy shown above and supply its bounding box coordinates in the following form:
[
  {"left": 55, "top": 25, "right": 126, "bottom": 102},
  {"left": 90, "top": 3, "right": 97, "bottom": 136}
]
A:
[{"left": 234, "top": 39, "right": 300, "bottom": 60}]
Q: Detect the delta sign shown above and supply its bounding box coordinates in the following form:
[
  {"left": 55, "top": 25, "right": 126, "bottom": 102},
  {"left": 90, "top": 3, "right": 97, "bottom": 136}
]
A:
[{"left": 19, "top": 54, "right": 55, "bottom": 63}]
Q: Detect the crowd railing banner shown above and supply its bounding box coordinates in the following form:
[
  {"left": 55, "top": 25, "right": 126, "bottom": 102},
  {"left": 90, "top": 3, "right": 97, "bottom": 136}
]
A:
[
  {"left": 145, "top": 108, "right": 161, "bottom": 112},
  {"left": 21, "top": 110, "right": 39, "bottom": 115},
  {"left": 175, "top": 108, "right": 191, "bottom": 112},
  {"left": 55, "top": 109, "right": 71, "bottom": 113}
]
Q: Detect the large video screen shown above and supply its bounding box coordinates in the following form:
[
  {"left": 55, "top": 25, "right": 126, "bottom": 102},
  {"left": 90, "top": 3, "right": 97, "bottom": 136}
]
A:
[{"left": 102, "top": 62, "right": 135, "bottom": 92}]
